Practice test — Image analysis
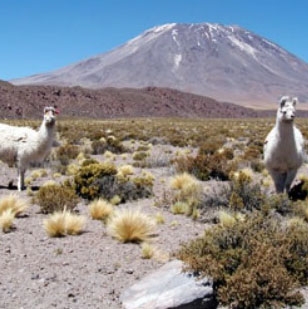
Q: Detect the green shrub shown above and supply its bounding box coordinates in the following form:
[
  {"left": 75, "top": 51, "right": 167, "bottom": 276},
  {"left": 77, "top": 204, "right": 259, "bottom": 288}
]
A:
[
  {"left": 73, "top": 162, "right": 153, "bottom": 201},
  {"left": 35, "top": 184, "right": 79, "bottom": 214},
  {"left": 74, "top": 162, "right": 117, "bottom": 200}
]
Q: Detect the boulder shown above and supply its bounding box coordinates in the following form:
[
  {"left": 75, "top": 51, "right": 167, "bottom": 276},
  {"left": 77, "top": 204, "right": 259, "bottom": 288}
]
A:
[{"left": 121, "top": 259, "right": 216, "bottom": 309}]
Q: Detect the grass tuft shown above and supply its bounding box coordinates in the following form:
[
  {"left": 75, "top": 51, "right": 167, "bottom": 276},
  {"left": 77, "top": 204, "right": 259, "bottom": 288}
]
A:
[
  {"left": 89, "top": 198, "right": 113, "bottom": 221},
  {"left": 0, "top": 209, "right": 15, "bottom": 232},
  {"left": 0, "top": 194, "right": 29, "bottom": 217},
  {"left": 43, "top": 209, "right": 86, "bottom": 237},
  {"left": 107, "top": 208, "right": 155, "bottom": 243}
]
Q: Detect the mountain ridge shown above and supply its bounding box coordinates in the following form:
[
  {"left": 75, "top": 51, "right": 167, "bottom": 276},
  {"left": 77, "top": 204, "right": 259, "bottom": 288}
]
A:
[{"left": 10, "top": 22, "right": 308, "bottom": 108}]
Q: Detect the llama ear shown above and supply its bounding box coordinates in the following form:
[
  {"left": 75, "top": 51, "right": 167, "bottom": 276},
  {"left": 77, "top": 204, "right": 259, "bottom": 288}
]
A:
[
  {"left": 279, "top": 96, "right": 289, "bottom": 108},
  {"left": 292, "top": 97, "right": 298, "bottom": 106}
]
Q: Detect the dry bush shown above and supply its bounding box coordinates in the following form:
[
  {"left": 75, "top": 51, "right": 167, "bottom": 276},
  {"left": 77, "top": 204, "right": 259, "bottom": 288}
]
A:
[
  {"left": 34, "top": 184, "right": 79, "bottom": 214},
  {"left": 177, "top": 213, "right": 307, "bottom": 308},
  {"left": 107, "top": 208, "right": 155, "bottom": 243},
  {"left": 173, "top": 150, "right": 234, "bottom": 181},
  {"left": 56, "top": 144, "right": 80, "bottom": 161},
  {"left": 91, "top": 136, "right": 127, "bottom": 155}
]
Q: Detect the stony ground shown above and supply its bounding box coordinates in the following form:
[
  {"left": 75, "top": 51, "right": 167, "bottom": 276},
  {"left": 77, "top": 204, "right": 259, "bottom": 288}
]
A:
[
  {"left": 2, "top": 141, "right": 308, "bottom": 309},
  {"left": 0, "top": 144, "right": 209, "bottom": 309}
]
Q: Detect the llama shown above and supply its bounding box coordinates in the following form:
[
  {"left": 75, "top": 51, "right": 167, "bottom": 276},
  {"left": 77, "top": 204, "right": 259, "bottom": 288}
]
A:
[
  {"left": 263, "top": 96, "right": 305, "bottom": 193},
  {"left": 0, "top": 106, "right": 58, "bottom": 191}
]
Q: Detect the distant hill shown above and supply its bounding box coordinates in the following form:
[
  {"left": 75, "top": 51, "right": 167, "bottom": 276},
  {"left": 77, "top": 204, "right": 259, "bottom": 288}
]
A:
[
  {"left": 0, "top": 82, "right": 268, "bottom": 119},
  {"left": 10, "top": 23, "right": 308, "bottom": 108}
]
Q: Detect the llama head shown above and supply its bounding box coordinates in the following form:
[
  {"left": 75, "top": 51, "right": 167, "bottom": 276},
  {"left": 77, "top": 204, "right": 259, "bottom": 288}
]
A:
[
  {"left": 278, "top": 96, "right": 298, "bottom": 122},
  {"left": 43, "top": 106, "right": 59, "bottom": 126}
]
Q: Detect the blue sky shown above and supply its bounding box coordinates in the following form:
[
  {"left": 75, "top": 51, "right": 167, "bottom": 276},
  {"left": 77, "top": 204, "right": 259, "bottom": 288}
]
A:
[{"left": 1, "top": 0, "right": 308, "bottom": 80}]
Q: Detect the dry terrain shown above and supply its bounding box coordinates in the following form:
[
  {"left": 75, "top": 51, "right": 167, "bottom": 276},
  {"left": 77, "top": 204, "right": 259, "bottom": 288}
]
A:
[{"left": 1, "top": 116, "right": 308, "bottom": 309}]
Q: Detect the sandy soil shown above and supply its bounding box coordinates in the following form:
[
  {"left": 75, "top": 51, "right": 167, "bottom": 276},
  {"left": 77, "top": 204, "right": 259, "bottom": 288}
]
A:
[{"left": 0, "top": 145, "right": 208, "bottom": 309}]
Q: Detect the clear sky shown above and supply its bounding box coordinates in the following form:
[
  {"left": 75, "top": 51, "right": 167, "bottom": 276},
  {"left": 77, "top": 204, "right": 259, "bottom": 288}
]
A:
[{"left": 1, "top": 0, "right": 308, "bottom": 81}]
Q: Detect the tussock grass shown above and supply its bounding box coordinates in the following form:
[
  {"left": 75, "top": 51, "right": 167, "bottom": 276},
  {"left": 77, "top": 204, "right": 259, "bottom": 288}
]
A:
[
  {"left": 118, "top": 164, "right": 134, "bottom": 176},
  {"left": 141, "top": 242, "right": 155, "bottom": 259},
  {"left": 0, "top": 209, "right": 15, "bottom": 232},
  {"left": 155, "top": 212, "right": 165, "bottom": 224},
  {"left": 43, "top": 209, "right": 86, "bottom": 237},
  {"left": 89, "top": 198, "right": 113, "bottom": 220},
  {"left": 218, "top": 210, "right": 236, "bottom": 228},
  {"left": 43, "top": 211, "right": 67, "bottom": 237},
  {"left": 0, "top": 194, "right": 29, "bottom": 217},
  {"left": 107, "top": 208, "right": 155, "bottom": 243}
]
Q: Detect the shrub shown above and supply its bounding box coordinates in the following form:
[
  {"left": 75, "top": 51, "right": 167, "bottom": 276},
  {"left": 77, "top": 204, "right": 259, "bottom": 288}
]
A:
[
  {"left": 132, "top": 151, "right": 149, "bottom": 161},
  {"left": 74, "top": 162, "right": 153, "bottom": 202},
  {"left": 91, "top": 136, "right": 126, "bottom": 154},
  {"left": 74, "top": 162, "right": 117, "bottom": 200},
  {"left": 177, "top": 213, "right": 306, "bottom": 308},
  {"left": 228, "top": 171, "right": 265, "bottom": 212},
  {"left": 35, "top": 184, "right": 79, "bottom": 214},
  {"left": 107, "top": 208, "right": 155, "bottom": 243},
  {"left": 56, "top": 144, "right": 80, "bottom": 162},
  {"left": 173, "top": 151, "right": 234, "bottom": 181}
]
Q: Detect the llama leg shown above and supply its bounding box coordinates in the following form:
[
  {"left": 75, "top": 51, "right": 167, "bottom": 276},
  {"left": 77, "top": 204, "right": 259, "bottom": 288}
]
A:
[
  {"left": 18, "top": 168, "right": 25, "bottom": 191},
  {"left": 269, "top": 169, "right": 287, "bottom": 193},
  {"left": 285, "top": 169, "right": 298, "bottom": 192}
]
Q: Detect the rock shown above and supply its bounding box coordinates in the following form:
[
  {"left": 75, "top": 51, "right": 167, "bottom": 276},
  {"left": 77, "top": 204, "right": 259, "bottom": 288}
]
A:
[{"left": 121, "top": 259, "right": 215, "bottom": 309}]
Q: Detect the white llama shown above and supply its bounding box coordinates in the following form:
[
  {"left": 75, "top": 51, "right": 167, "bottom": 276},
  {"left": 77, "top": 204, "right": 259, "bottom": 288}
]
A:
[
  {"left": 0, "top": 106, "right": 58, "bottom": 191},
  {"left": 263, "top": 96, "right": 305, "bottom": 193}
]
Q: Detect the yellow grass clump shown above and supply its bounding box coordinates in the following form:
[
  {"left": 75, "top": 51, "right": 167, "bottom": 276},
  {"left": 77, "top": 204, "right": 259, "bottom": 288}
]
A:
[
  {"left": 107, "top": 208, "right": 155, "bottom": 243},
  {"left": 110, "top": 195, "right": 122, "bottom": 205},
  {"left": 89, "top": 198, "right": 113, "bottom": 220},
  {"left": 43, "top": 209, "right": 86, "bottom": 237},
  {"left": 0, "top": 209, "right": 15, "bottom": 233},
  {"left": 141, "top": 242, "right": 155, "bottom": 259},
  {"left": 65, "top": 213, "right": 87, "bottom": 235},
  {"left": 155, "top": 212, "right": 165, "bottom": 224},
  {"left": 219, "top": 211, "right": 237, "bottom": 228},
  {"left": 170, "top": 172, "right": 202, "bottom": 205},
  {"left": 0, "top": 194, "right": 29, "bottom": 217},
  {"left": 118, "top": 164, "right": 134, "bottom": 176}
]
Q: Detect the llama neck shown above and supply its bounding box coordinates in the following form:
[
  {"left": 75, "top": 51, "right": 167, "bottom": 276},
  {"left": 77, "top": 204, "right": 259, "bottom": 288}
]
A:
[
  {"left": 276, "top": 119, "right": 295, "bottom": 141},
  {"left": 38, "top": 121, "right": 55, "bottom": 142}
]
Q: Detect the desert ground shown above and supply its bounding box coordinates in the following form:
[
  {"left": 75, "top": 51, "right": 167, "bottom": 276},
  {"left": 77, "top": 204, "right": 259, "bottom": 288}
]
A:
[{"left": 1, "top": 117, "right": 308, "bottom": 309}]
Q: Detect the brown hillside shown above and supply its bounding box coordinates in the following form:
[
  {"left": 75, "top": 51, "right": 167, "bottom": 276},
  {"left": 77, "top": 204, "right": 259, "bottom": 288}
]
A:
[{"left": 0, "top": 82, "right": 262, "bottom": 119}]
